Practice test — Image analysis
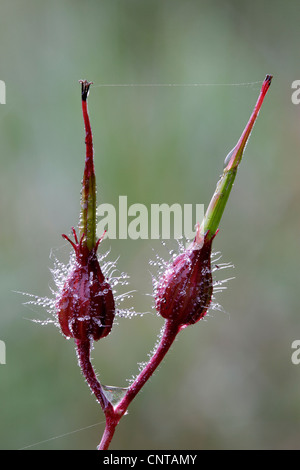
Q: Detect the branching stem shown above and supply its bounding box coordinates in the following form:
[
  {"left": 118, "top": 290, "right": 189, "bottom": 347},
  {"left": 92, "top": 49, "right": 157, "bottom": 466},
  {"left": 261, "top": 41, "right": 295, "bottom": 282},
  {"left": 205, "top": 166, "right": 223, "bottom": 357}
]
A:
[
  {"left": 75, "top": 320, "right": 181, "bottom": 450},
  {"left": 70, "top": 75, "right": 273, "bottom": 450}
]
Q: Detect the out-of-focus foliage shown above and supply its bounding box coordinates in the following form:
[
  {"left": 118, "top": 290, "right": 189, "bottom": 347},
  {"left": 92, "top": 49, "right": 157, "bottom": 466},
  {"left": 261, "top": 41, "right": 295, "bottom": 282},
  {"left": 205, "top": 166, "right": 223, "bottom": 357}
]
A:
[{"left": 1, "top": 0, "right": 300, "bottom": 450}]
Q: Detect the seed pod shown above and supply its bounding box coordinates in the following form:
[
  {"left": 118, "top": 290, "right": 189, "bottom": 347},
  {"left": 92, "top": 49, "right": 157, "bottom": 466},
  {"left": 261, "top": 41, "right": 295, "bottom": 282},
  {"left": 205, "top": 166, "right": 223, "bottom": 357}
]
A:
[
  {"left": 56, "top": 229, "right": 115, "bottom": 341},
  {"left": 155, "top": 227, "right": 215, "bottom": 327}
]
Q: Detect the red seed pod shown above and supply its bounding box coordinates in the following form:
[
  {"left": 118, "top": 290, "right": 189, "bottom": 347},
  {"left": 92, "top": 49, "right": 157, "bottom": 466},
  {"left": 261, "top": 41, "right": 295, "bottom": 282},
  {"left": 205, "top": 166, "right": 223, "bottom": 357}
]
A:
[
  {"left": 56, "top": 228, "right": 115, "bottom": 341},
  {"left": 155, "top": 227, "right": 216, "bottom": 328}
]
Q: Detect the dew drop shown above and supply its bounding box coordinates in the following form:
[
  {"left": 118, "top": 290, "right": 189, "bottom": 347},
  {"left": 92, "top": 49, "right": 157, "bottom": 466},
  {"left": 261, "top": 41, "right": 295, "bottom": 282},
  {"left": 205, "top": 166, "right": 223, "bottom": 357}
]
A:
[{"left": 101, "top": 384, "right": 128, "bottom": 407}]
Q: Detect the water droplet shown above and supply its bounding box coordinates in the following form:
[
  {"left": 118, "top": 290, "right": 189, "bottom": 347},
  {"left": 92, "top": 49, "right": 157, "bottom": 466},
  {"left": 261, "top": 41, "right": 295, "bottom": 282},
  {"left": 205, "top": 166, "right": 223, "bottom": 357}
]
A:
[{"left": 102, "top": 385, "right": 128, "bottom": 407}]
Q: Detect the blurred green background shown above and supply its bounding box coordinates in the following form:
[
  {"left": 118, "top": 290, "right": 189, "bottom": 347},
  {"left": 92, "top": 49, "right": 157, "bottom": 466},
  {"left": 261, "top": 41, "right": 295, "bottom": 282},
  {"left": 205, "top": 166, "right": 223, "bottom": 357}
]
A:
[{"left": 1, "top": 0, "right": 300, "bottom": 450}]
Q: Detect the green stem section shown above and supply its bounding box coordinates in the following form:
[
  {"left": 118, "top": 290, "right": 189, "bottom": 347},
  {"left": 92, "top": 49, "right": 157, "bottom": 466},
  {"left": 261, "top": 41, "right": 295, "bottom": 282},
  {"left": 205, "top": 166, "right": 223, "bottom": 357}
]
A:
[
  {"left": 200, "top": 75, "right": 272, "bottom": 240},
  {"left": 79, "top": 80, "right": 96, "bottom": 250}
]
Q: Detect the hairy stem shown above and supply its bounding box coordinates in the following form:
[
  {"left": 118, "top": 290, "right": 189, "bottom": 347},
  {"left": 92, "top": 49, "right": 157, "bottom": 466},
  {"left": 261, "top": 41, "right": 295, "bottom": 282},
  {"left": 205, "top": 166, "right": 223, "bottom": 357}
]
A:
[
  {"left": 117, "top": 320, "right": 180, "bottom": 415},
  {"left": 75, "top": 339, "right": 113, "bottom": 414},
  {"left": 98, "top": 320, "right": 181, "bottom": 450}
]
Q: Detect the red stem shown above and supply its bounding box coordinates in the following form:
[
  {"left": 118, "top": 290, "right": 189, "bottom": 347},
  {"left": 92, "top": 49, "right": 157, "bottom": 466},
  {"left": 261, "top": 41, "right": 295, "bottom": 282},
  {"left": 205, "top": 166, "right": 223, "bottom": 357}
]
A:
[
  {"left": 75, "top": 339, "right": 113, "bottom": 414},
  {"left": 98, "top": 320, "right": 181, "bottom": 450},
  {"left": 80, "top": 81, "right": 94, "bottom": 179},
  {"left": 226, "top": 74, "right": 272, "bottom": 171}
]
